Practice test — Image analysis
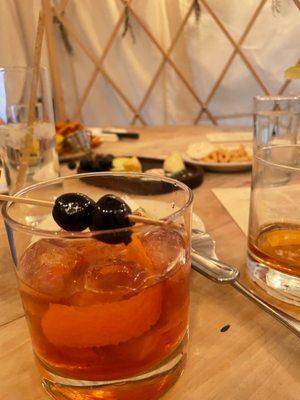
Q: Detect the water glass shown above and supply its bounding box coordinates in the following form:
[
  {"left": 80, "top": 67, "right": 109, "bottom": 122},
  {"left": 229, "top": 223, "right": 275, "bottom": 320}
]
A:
[
  {"left": 0, "top": 67, "right": 60, "bottom": 193},
  {"left": 253, "top": 95, "right": 300, "bottom": 149}
]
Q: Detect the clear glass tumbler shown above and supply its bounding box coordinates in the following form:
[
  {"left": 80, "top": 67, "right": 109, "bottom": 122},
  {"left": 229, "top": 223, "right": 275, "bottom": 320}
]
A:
[
  {"left": 0, "top": 66, "right": 60, "bottom": 193},
  {"left": 247, "top": 145, "right": 300, "bottom": 306},
  {"left": 253, "top": 95, "right": 300, "bottom": 149},
  {"left": 2, "top": 172, "right": 193, "bottom": 400}
]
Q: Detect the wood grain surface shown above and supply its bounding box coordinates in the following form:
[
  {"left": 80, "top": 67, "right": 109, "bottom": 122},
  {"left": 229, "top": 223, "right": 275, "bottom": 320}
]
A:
[{"left": 0, "top": 126, "right": 299, "bottom": 400}]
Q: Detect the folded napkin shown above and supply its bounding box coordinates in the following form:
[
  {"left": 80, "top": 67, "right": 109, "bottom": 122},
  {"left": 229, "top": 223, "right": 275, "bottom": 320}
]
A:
[{"left": 212, "top": 187, "right": 250, "bottom": 235}]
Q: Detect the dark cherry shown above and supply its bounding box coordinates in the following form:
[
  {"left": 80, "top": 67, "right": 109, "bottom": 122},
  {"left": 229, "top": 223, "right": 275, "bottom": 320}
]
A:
[
  {"left": 94, "top": 154, "right": 114, "bottom": 171},
  {"left": 67, "top": 160, "right": 77, "bottom": 170},
  {"left": 89, "top": 194, "right": 134, "bottom": 244},
  {"left": 79, "top": 156, "right": 96, "bottom": 172},
  {"left": 53, "top": 193, "right": 96, "bottom": 231}
]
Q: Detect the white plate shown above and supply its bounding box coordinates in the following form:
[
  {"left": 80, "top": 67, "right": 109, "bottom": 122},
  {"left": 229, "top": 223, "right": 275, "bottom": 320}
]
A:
[
  {"left": 185, "top": 142, "right": 252, "bottom": 172},
  {"left": 185, "top": 155, "right": 252, "bottom": 172}
]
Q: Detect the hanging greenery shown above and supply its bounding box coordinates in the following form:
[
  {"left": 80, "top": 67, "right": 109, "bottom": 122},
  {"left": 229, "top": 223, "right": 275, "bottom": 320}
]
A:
[
  {"left": 53, "top": 14, "right": 73, "bottom": 55},
  {"left": 193, "top": 0, "right": 201, "bottom": 22},
  {"left": 122, "top": 3, "right": 136, "bottom": 43},
  {"left": 272, "top": 0, "right": 281, "bottom": 14}
]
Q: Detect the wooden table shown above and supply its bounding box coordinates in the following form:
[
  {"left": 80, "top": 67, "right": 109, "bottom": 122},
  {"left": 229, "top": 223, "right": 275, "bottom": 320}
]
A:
[{"left": 1, "top": 126, "right": 299, "bottom": 400}]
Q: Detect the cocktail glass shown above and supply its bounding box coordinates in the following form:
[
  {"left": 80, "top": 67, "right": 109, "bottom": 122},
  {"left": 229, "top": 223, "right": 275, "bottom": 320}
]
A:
[
  {"left": 2, "top": 172, "right": 193, "bottom": 400},
  {"left": 247, "top": 145, "right": 300, "bottom": 306}
]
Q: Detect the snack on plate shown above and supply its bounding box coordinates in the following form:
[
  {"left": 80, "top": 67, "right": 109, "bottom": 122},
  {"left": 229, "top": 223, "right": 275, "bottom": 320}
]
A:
[
  {"left": 186, "top": 142, "right": 215, "bottom": 160},
  {"left": 202, "top": 144, "right": 251, "bottom": 163},
  {"left": 79, "top": 155, "right": 142, "bottom": 173},
  {"left": 90, "top": 135, "right": 102, "bottom": 148},
  {"left": 145, "top": 168, "right": 165, "bottom": 176},
  {"left": 146, "top": 152, "right": 192, "bottom": 181},
  {"left": 56, "top": 122, "right": 83, "bottom": 137},
  {"left": 187, "top": 142, "right": 252, "bottom": 164},
  {"left": 55, "top": 132, "right": 65, "bottom": 155},
  {"left": 112, "top": 157, "right": 142, "bottom": 172},
  {"left": 163, "top": 152, "right": 185, "bottom": 174},
  {"left": 55, "top": 122, "right": 102, "bottom": 156}
]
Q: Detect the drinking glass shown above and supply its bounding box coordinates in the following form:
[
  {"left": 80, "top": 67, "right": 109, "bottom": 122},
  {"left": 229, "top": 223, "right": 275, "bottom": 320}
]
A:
[
  {"left": 2, "top": 172, "right": 193, "bottom": 400},
  {"left": 247, "top": 145, "right": 300, "bottom": 306},
  {"left": 253, "top": 95, "right": 300, "bottom": 149},
  {"left": 0, "top": 67, "right": 60, "bottom": 193}
]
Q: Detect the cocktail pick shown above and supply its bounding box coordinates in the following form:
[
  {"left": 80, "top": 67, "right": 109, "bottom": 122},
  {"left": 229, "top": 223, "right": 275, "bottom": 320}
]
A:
[{"left": 0, "top": 194, "right": 166, "bottom": 227}]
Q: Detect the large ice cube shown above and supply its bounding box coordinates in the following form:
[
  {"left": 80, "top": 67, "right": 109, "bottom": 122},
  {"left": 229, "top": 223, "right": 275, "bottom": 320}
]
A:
[
  {"left": 141, "top": 228, "right": 186, "bottom": 274},
  {"left": 67, "top": 239, "right": 150, "bottom": 303},
  {"left": 19, "top": 239, "right": 85, "bottom": 298},
  {"left": 84, "top": 261, "right": 148, "bottom": 300}
]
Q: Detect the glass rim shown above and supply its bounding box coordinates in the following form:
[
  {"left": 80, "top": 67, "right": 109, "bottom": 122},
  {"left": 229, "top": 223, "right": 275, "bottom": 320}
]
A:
[
  {"left": 1, "top": 171, "right": 194, "bottom": 238},
  {"left": 254, "top": 95, "right": 300, "bottom": 102},
  {"left": 255, "top": 145, "right": 300, "bottom": 172}
]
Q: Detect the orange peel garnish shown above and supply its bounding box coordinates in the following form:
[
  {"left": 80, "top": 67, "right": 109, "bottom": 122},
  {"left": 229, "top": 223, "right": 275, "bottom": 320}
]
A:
[
  {"left": 42, "top": 284, "right": 162, "bottom": 348},
  {"left": 125, "top": 234, "right": 153, "bottom": 272}
]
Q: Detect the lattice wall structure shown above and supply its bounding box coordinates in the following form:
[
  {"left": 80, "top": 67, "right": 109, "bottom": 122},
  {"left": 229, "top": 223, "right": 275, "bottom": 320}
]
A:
[{"left": 44, "top": 0, "right": 300, "bottom": 126}]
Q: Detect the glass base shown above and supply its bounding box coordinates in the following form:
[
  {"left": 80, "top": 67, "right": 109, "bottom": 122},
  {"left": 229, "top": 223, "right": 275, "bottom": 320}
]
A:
[
  {"left": 39, "top": 333, "right": 188, "bottom": 400},
  {"left": 247, "top": 254, "right": 300, "bottom": 306}
]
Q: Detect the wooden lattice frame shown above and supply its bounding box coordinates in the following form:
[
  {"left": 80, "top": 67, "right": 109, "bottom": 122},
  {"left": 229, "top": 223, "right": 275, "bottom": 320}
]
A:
[{"left": 44, "top": 0, "right": 299, "bottom": 125}]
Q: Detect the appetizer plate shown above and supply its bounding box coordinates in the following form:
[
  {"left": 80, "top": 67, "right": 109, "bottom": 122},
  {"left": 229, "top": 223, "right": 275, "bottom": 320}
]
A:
[
  {"left": 78, "top": 156, "right": 204, "bottom": 191},
  {"left": 184, "top": 157, "right": 252, "bottom": 172}
]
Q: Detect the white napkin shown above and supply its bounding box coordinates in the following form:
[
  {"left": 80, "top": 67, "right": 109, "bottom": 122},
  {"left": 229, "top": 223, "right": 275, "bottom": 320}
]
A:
[
  {"left": 88, "top": 127, "right": 118, "bottom": 142},
  {"left": 212, "top": 187, "right": 250, "bottom": 235}
]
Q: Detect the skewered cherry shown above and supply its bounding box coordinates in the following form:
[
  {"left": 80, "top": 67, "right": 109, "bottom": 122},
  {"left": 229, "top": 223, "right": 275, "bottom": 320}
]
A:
[
  {"left": 89, "top": 194, "right": 134, "bottom": 244},
  {"left": 53, "top": 193, "right": 96, "bottom": 231}
]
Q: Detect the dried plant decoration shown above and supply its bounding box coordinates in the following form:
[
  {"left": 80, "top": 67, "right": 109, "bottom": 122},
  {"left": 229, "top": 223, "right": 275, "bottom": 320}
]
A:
[
  {"left": 53, "top": 14, "right": 73, "bottom": 54},
  {"left": 272, "top": 1, "right": 300, "bottom": 15},
  {"left": 122, "top": 2, "right": 136, "bottom": 43},
  {"left": 193, "top": 0, "right": 201, "bottom": 22},
  {"left": 272, "top": 0, "right": 281, "bottom": 14}
]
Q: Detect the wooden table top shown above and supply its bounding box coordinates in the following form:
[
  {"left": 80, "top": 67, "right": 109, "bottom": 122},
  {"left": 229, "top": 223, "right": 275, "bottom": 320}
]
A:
[{"left": 0, "top": 126, "right": 299, "bottom": 400}]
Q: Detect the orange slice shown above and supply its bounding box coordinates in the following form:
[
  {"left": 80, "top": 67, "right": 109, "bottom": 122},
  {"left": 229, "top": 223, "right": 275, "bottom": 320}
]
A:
[
  {"left": 125, "top": 234, "right": 153, "bottom": 272},
  {"left": 42, "top": 284, "right": 162, "bottom": 348}
]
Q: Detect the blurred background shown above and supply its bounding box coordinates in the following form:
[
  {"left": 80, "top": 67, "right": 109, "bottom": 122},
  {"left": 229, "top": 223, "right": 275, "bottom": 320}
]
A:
[{"left": 1, "top": 0, "right": 300, "bottom": 126}]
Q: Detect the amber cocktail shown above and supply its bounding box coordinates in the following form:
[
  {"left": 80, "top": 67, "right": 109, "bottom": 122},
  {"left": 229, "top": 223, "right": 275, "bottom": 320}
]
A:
[
  {"left": 247, "top": 146, "right": 300, "bottom": 306},
  {"left": 3, "top": 173, "right": 193, "bottom": 400}
]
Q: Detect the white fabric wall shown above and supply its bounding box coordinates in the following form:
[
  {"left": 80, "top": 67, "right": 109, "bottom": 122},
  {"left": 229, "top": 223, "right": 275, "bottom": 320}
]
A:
[{"left": 0, "top": 0, "right": 299, "bottom": 126}]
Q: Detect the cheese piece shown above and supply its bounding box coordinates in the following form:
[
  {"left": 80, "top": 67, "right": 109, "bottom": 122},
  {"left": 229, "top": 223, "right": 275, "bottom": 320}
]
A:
[
  {"left": 112, "top": 156, "right": 142, "bottom": 172},
  {"left": 163, "top": 152, "right": 185, "bottom": 173}
]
